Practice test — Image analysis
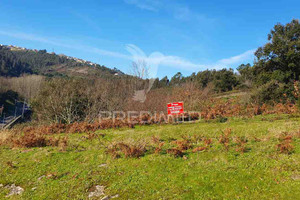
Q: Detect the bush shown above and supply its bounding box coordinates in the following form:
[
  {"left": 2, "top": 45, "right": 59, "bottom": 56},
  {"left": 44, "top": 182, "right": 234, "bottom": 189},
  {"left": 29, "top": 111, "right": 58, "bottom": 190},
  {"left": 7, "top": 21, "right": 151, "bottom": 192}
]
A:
[
  {"left": 251, "top": 81, "right": 292, "bottom": 104},
  {"left": 171, "top": 139, "right": 192, "bottom": 151},
  {"left": 235, "top": 136, "right": 248, "bottom": 153},
  {"left": 11, "top": 133, "right": 48, "bottom": 148},
  {"left": 32, "top": 79, "right": 89, "bottom": 124},
  {"left": 213, "top": 69, "right": 239, "bottom": 92},
  {"left": 166, "top": 148, "right": 184, "bottom": 157},
  {"left": 4, "top": 132, "right": 64, "bottom": 148},
  {"left": 107, "top": 141, "right": 147, "bottom": 158},
  {"left": 219, "top": 128, "right": 231, "bottom": 151},
  {"left": 276, "top": 133, "right": 294, "bottom": 154}
]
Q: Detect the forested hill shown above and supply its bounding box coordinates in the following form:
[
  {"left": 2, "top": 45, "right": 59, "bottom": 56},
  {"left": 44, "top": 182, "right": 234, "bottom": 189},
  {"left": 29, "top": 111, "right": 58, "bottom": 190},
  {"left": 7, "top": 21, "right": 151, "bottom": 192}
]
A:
[{"left": 0, "top": 44, "right": 124, "bottom": 78}]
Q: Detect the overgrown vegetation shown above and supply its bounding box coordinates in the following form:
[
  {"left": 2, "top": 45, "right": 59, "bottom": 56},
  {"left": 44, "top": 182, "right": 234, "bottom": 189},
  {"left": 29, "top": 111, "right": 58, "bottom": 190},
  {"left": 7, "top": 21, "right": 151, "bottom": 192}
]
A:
[
  {"left": 0, "top": 115, "right": 299, "bottom": 199},
  {"left": 276, "top": 132, "right": 295, "bottom": 154}
]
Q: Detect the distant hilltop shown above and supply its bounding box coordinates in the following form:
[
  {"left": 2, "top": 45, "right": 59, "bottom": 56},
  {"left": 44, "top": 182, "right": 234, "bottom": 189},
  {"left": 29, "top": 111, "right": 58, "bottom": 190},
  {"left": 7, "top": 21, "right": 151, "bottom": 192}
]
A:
[{"left": 0, "top": 44, "right": 99, "bottom": 67}]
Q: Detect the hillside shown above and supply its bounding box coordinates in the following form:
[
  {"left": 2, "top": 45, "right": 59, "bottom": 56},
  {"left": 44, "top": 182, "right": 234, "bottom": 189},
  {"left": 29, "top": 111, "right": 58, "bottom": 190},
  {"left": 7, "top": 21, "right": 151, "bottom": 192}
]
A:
[{"left": 0, "top": 44, "right": 124, "bottom": 78}]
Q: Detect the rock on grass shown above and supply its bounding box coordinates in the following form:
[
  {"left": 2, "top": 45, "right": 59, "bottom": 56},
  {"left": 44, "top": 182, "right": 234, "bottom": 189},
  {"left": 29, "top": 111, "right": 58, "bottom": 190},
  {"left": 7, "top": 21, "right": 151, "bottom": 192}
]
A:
[{"left": 5, "top": 184, "right": 24, "bottom": 197}]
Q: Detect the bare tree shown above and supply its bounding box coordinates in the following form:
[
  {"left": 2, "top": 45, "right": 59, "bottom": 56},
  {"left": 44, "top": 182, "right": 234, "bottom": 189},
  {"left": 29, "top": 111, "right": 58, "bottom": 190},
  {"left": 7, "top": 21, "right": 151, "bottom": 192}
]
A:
[
  {"left": 0, "top": 75, "right": 44, "bottom": 101},
  {"left": 130, "top": 60, "right": 158, "bottom": 103},
  {"left": 131, "top": 60, "right": 149, "bottom": 79}
]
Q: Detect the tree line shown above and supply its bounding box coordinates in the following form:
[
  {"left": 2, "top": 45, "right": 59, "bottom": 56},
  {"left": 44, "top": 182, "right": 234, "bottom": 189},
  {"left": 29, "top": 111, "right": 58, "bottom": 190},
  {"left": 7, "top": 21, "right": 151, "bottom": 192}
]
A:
[
  {"left": 0, "top": 19, "right": 300, "bottom": 123},
  {"left": 152, "top": 19, "right": 300, "bottom": 99}
]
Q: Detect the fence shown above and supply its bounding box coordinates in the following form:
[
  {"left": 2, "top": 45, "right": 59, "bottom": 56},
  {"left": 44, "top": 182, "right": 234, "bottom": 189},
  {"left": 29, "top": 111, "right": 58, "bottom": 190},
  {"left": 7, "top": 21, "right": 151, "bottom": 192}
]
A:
[{"left": 0, "top": 101, "right": 30, "bottom": 130}]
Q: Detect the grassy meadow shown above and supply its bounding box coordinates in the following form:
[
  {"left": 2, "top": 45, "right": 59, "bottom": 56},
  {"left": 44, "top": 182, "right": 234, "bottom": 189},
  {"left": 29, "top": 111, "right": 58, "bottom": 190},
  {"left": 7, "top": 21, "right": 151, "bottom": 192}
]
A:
[{"left": 0, "top": 114, "right": 300, "bottom": 199}]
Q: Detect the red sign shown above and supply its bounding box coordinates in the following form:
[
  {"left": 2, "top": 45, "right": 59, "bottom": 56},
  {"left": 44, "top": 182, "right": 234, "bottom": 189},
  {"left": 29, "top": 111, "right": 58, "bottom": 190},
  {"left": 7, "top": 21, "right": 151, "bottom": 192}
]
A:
[{"left": 167, "top": 102, "right": 184, "bottom": 115}]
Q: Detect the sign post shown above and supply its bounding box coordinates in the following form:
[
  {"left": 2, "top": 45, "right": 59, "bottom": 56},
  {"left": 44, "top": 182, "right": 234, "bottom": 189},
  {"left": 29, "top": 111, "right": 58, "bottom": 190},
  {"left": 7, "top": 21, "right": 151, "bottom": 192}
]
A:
[{"left": 167, "top": 102, "right": 184, "bottom": 115}]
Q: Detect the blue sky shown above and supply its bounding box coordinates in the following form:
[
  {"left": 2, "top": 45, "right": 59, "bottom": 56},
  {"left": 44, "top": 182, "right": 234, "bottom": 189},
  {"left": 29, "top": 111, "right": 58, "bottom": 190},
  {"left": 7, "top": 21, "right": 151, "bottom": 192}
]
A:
[{"left": 0, "top": 0, "right": 299, "bottom": 78}]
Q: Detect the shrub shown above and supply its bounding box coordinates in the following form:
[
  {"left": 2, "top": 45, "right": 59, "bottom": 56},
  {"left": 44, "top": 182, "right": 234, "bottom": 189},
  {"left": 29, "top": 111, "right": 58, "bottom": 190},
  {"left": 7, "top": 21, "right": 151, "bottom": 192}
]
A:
[
  {"left": 204, "top": 138, "right": 213, "bottom": 147},
  {"left": 86, "top": 132, "right": 104, "bottom": 140},
  {"left": 213, "top": 68, "right": 239, "bottom": 92},
  {"left": 219, "top": 128, "right": 231, "bottom": 151},
  {"left": 171, "top": 139, "right": 192, "bottom": 151},
  {"left": 276, "top": 133, "right": 294, "bottom": 154},
  {"left": 12, "top": 133, "right": 47, "bottom": 148},
  {"left": 6, "top": 132, "right": 63, "bottom": 148},
  {"left": 107, "top": 141, "right": 147, "bottom": 158},
  {"left": 166, "top": 148, "right": 184, "bottom": 157},
  {"left": 251, "top": 81, "right": 290, "bottom": 104},
  {"left": 154, "top": 142, "right": 165, "bottom": 154},
  {"left": 192, "top": 138, "right": 212, "bottom": 153},
  {"left": 235, "top": 136, "right": 248, "bottom": 153},
  {"left": 32, "top": 79, "right": 89, "bottom": 124},
  {"left": 17, "top": 119, "right": 135, "bottom": 136}
]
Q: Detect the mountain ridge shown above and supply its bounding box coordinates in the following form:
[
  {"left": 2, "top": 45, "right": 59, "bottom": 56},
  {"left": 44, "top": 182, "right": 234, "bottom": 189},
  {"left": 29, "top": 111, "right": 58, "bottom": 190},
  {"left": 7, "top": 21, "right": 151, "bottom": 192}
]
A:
[{"left": 0, "top": 44, "right": 125, "bottom": 78}]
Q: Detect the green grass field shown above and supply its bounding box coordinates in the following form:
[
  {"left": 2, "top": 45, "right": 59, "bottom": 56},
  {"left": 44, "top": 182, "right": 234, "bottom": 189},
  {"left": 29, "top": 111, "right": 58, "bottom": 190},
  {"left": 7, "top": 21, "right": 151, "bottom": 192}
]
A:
[{"left": 1, "top": 115, "right": 300, "bottom": 199}]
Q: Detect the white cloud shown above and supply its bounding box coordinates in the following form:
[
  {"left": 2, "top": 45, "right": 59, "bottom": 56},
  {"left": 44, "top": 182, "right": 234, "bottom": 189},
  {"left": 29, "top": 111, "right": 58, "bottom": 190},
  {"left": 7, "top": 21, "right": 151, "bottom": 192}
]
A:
[
  {"left": 140, "top": 49, "right": 255, "bottom": 71},
  {"left": 218, "top": 49, "right": 255, "bottom": 65},
  {"left": 148, "top": 55, "right": 204, "bottom": 70},
  {"left": 125, "top": 44, "right": 254, "bottom": 72}
]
